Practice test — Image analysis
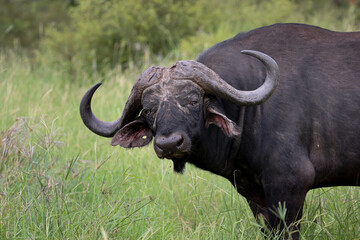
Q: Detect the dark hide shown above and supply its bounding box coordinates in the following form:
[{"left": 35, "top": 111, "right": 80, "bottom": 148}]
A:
[{"left": 194, "top": 23, "right": 360, "bottom": 238}]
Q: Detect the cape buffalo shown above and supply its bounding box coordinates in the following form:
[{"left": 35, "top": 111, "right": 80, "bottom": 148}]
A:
[{"left": 80, "top": 23, "right": 360, "bottom": 239}]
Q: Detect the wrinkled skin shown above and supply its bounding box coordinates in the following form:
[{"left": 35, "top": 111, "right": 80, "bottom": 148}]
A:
[
  {"left": 110, "top": 77, "right": 243, "bottom": 173},
  {"left": 142, "top": 80, "right": 203, "bottom": 169},
  {"left": 80, "top": 23, "right": 360, "bottom": 239}
]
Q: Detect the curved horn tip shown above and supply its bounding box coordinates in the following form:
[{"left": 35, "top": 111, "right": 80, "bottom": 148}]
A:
[
  {"left": 91, "top": 82, "right": 102, "bottom": 91},
  {"left": 80, "top": 82, "right": 103, "bottom": 107},
  {"left": 80, "top": 81, "right": 119, "bottom": 138},
  {"left": 241, "top": 49, "right": 253, "bottom": 54},
  {"left": 81, "top": 82, "right": 103, "bottom": 99},
  {"left": 241, "top": 50, "right": 265, "bottom": 58},
  {"left": 241, "top": 50, "right": 279, "bottom": 72}
]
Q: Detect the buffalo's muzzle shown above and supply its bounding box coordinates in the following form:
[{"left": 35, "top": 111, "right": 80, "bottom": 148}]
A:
[{"left": 154, "top": 131, "right": 191, "bottom": 159}]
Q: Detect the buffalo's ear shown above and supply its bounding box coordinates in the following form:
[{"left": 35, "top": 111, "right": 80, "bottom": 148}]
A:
[
  {"left": 205, "top": 97, "right": 242, "bottom": 138},
  {"left": 111, "top": 117, "right": 153, "bottom": 148}
]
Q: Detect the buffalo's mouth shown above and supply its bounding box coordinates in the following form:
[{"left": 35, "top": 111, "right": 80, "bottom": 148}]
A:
[
  {"left": 161, "top": 152, "right": 188, "bottom": 160},
  {"left": 153, "top": 131, "right": 191, "bottom": 173},
  {"left": 156, "top": 151, "right": 189, "bottom": 174},
  {"left": 172, "top": 158, "right": 187, "bottom": 173},
  {"left": 157, "top": 152, "right": 189, "bottom": 173}
]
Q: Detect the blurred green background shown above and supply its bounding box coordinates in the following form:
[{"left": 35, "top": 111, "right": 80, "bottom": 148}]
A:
[{"left": 1, "top": 0, "right": 359, "bottom": 76}]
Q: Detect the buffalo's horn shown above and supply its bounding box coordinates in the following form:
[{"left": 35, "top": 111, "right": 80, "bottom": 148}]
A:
[
  {"left": 80, "top": 66, "right": 163, "bottom": 137},
  {"left": 172, "top": 50, "right": 279, "bottom": 106},
  {"left": 80, "top": 83, "right": 122, "bottom": 137}
]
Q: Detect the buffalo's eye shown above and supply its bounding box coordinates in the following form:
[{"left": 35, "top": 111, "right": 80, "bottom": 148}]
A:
[
  {"left": 143, "top": 109, "right": 151, "bottom": 115},
  {"left": 188, "top": 101, "right": 198, "bottom": 106}
]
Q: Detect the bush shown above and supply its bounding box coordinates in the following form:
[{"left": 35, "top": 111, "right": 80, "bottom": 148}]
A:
[
  {"left": 0, "top": 0, "right": 69, "bottom": 49},
  {"left": 41, "top": 0, "right": 223, "bottom": 72},
  {"left": 2, "top": 0, "right": 358, "bottom": 77}
]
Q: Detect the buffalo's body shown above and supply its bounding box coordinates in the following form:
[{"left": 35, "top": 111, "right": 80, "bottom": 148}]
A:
[
  {"left": 196, "top": 23, "right": 360, "bottom": 235},
  {"left": 80, "top": 23, "right": 360, "bottom": 239}
]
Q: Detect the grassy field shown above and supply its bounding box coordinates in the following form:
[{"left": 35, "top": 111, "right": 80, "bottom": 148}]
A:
[
  {"left": 1, "top": 48, "right": 359, "bottom": 240},
  {"left": 1, "top": 1, "right": 360, "bottom": 237}
]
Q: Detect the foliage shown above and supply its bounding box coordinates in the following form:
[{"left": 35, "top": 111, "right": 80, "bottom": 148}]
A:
[
  {"left": 41, "top": 0, "right": 222, "bottom": 72},
  {"left": 0, "top": 0, "right": 69, "bottom": 49},
  {"left": 40, "top": 0, "right": 360, "bottom": 73},
  {"left": 1, "top": 0, "right": 359, "bottom": 74}
]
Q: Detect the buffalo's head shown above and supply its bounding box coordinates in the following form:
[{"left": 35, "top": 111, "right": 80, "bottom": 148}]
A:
[{"left": 80, "top": 50, "right": 279, "bottom": 173}]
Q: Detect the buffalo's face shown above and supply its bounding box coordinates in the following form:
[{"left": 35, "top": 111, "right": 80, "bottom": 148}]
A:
[
  {"left": 142, "top": 80, "right": 203, "bottom": 159},
  {"left": 110, "top": 79, "right": 242, "bottom": 173},
  {"left": 143, "top": 80, "right": 204, "bottom": 172},
  {"left": 80, "top": 51, "right": 279, "bottom": 173}
]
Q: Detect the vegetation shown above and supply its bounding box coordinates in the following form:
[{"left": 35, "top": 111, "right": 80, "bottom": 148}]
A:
[{"left": 1, "top": 0, "right": 359, "bottom": 239}]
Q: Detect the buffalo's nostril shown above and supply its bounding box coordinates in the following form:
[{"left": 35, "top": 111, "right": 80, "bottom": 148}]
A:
[
  {"left": 155, "top": 137, "right": 165, "bottom": 151},
  {"left": 176, "top": 136, "right": 184, "bottom": 147},
  {"left": 155, "top": 134, "right": 182, "bottom": 150}
]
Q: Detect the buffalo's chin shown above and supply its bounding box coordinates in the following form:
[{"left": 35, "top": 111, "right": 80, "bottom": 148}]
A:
[
  {"left": 156, "top": 151, "right": 189, "bottom": 173},
  {"left": 167, "top": 154, "right": 189, "bottom": 174},
  {"left": 172, "top": 159, "right": 186, "bottom": 174}
]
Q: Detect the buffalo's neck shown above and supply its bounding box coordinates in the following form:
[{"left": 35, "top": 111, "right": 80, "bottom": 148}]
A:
[
  {"left": 187, "top": 105, "right": 266, "bottom": 202},
  {"left": 189, "top": 105, "right": 261, "bottom": 178},
  {"left": 189, "top": 127, "right": 235, "bottom": 176}
]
